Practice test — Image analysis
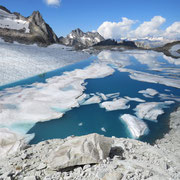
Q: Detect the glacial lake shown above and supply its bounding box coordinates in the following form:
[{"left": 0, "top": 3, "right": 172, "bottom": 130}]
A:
[{"left": 0, "top": 50, "right": 179, "bottom": 144}]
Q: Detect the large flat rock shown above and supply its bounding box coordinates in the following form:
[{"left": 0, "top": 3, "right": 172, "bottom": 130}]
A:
[{"left": 46, "top": 133, "right": 114, "bottom": 170}]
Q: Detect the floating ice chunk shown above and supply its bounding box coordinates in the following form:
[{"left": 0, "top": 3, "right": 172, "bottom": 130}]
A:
[
  {"left": 101, "top": 127, "right": 106, "bottom": 132},
  {"left": 129, "top": 71, "right": 180, "bottom": 89},
  {"left": 134, "top": 101, "right": 174, "bottom": 122},
  {"left": 124, "top": 96, "right": 145, "bottom": 102},
  {"left": 78, "top": 123, "right": 83, "bottom": 126},
  {"left": 0, "top": 128, "right": 33, "bottom": 159},
  {"left": 118, "top": 68, "right": 180, "bottom": 89},
  {"left": 77, "top": 94, "right": 89, "bottom": 105},
  {"left": 83, "top": 95, "right": 101, "bottom": 105},
  {"left": 159, "top": 93, "right": 180, "bottom": 102},
  {"left": 138, "top": 88, "right": 158, "bottom": 97},
  {"left": 100, "top": 98, "right": 130, "bottom": 111},
  {"left": 120, "top": 114, "right": 149, "bottom": 139},
  {"left": 105, "top": 92, "right": 120, "bottom": 99},
  {"left": 96, "top": 92, "right": 108, "bottom": 101}
]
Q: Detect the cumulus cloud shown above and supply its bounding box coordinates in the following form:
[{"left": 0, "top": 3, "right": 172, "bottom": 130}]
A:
[
  {"left": 97, "top": 17, "right": 135, "bottom": 39},
  {"left": 97, "top": 16, "right": 180, "bottom": 40},
  {"left": 45, "top": 0, "right": 61, "bottom": 6},
  {"left": 131, "top": 16, "right": 166, "bottom": 38}
]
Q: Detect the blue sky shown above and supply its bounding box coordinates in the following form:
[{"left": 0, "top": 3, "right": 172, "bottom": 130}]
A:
[{"left": 1, "top": 0, "right": 180, "bottom": 38}]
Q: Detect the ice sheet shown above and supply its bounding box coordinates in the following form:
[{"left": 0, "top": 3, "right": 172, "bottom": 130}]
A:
[
  {"left": 0, "top": 42, "right": 90, "bottom": 86},
  {"left": 120, "top": 114, "right": 149, "bottom": 139}
]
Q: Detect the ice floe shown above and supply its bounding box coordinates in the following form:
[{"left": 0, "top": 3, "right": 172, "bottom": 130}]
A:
[
  {"left": 0, "top": 63, "right": 114, "bottom": 128},
  {"left": 124, "top": 96, "right": 145, "bottom": 102},
  {"left": 100, "top": 98, "right": 130, "bottom": 111},
  {"left": 101, "top": 127, "right": 106, "bottom": 132},
  {"left": 134, "top": 101, "right": 175, "bottom": 122},
  {"left": 78, "top": 123, "right": 83, "bottom": 126},
  {"left": 138, "top": 88, "right": 158, "bottom": 97},
  {"left": 83, "top": 95, "right": 101, "bottom": 105},
  {"left": 118, "top": 68, "right": 180, "bottom": 89},
  {"left": 120, "top": 114, "right": 149, "bottom": 139}
]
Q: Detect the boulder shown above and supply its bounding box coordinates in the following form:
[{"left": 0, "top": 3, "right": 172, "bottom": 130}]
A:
[{"left": 46, "top": 133, "right": 113, "bottom": 170}]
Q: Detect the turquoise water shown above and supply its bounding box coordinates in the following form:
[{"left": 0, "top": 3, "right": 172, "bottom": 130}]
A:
[
  {"left": 0, "top": 50, "right": 180, "bottom": 144},
  {"left": 28, "top": 70, "right": 179, "bottom": 144}
]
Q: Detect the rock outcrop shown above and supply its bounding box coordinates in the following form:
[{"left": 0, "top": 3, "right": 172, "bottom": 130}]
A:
[
  {"left": 59, "top": 28, "right": 105, "bottom": 49},
  {"left": 154, "top": 41, "right": 180, "bottom": 58},
  {"left": 0, "top": 105, "right": 180, "bottom": 180},
  {"left": 46, "top": 133, "right": 113, "bottom": 171},
  {"left": 0, "top": 6, "right": 59, "bottom": 46}
]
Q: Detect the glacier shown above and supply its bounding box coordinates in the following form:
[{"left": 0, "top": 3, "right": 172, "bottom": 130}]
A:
[{"left": 0, "top": 41, "right": 90, "bottom": 86}]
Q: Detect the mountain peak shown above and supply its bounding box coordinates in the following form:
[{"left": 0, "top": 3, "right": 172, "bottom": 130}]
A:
[
  {"left": 71, "top": 28, "right": 84, "bottom": 37},
  {"left": 0, "top": 5, "right": 11, "bottom": 14}
]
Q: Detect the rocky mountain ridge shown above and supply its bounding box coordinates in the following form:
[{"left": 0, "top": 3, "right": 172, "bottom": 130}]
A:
[
  {"left": 59, "top": 28, "right": 105, "bottom": 49},
  {"left": 0, "top": 5, "right": 59, "bottom": 46}
]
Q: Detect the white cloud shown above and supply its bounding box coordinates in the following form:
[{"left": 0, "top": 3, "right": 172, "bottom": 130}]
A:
[
  {"left": 131, "top": 16, "right": 166, "bottom": 38},
  {"left": 97, "top": 17, "right": 135, "bottom": 39},
  {"left": 97, "top": 16, "right": 180, "bottom": 40},
  {"left": 45, "top": 0, "right": 61, "bottom": 6},
  {"left": 164, "top": 22, "right": 180, "bottom": 39}
]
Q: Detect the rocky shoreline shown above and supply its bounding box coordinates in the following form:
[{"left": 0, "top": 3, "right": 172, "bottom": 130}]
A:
[{"left": 0, "top": 107, "right": 180, "bottom": 180}]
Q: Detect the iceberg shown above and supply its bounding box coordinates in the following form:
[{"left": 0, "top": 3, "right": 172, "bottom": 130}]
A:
[
  {"left": 100, "top": 98, "right": 130, "bottom": 111},
  {"left": 120, "top": 114, "right": 149, "bottom": 139}
]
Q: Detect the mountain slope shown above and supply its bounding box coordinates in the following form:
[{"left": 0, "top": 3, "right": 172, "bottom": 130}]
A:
[
  {"left": 155, "top": 41, "right": 180, "bottom": 58},
  {"left": 0, "top": 6, "right": 59, "bottom": 46},
  {"left": 59, "top": 28, "right": 105, "bottom": 49}
]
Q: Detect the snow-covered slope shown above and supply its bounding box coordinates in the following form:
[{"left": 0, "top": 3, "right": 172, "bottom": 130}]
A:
[
  {"left": 0, "top": 9, "right": 29, "bottom": 33},
  {"left": 0, "top": 6, "right": 59, "bottom": 45},
  {"left": 0, "top": 41, "right": 90, "bottom": 86}
]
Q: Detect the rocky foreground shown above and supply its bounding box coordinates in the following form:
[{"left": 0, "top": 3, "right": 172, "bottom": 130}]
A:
[{"left": 0, "top": 107, "right": 180, "bottom": 180}]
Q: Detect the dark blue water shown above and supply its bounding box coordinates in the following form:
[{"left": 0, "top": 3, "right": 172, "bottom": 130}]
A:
[{"left": 1, "top": 51, "right": 180, "bottom": 145}]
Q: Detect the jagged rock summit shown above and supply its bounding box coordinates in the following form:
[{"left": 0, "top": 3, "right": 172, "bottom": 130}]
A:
[
  {"left": 0, "top": 5, "right": 59, "bottom": 46},
  {"left": 59, "top": 28, "right": 105, "bottom": 49}
]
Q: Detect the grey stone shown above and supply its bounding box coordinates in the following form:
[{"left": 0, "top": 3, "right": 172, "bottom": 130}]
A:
[{"left": 46, "top": 133, "right": 113, "bottom": 170}]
